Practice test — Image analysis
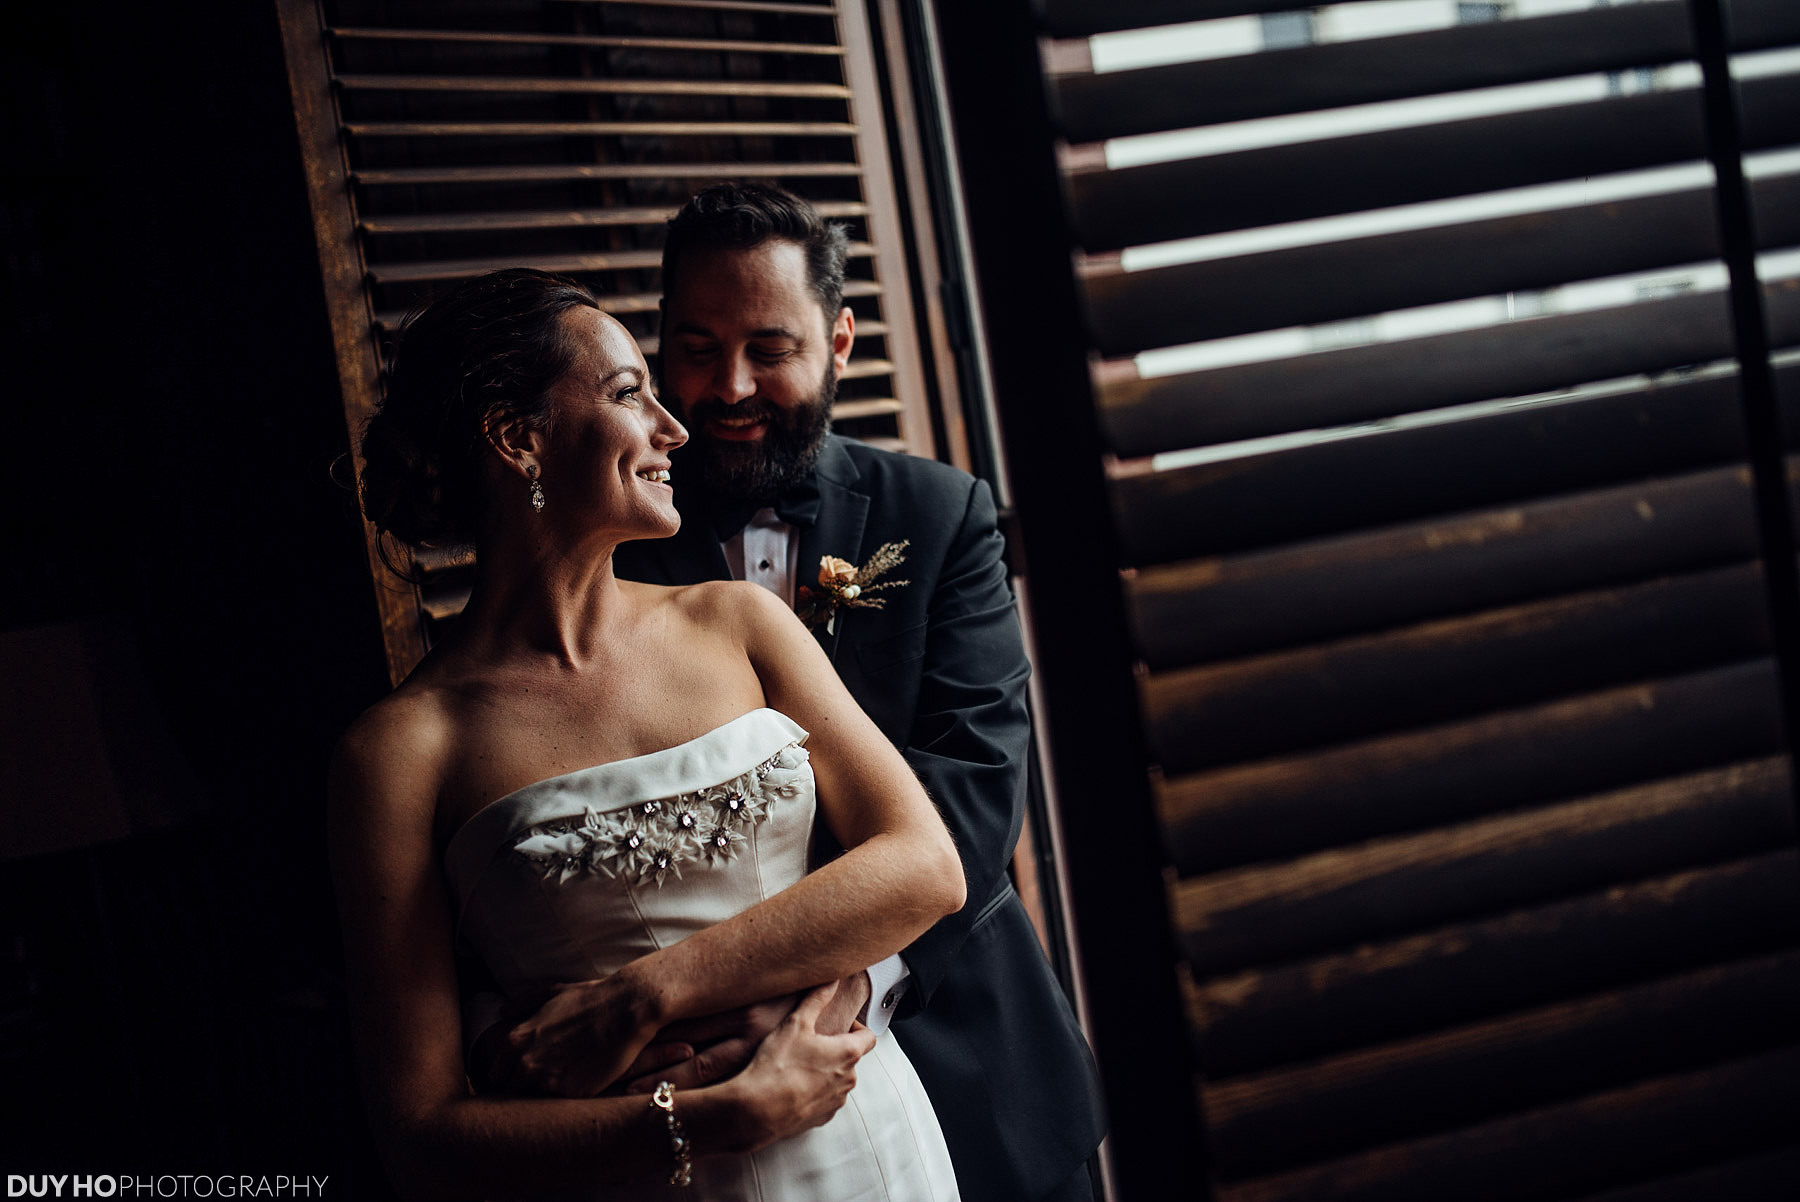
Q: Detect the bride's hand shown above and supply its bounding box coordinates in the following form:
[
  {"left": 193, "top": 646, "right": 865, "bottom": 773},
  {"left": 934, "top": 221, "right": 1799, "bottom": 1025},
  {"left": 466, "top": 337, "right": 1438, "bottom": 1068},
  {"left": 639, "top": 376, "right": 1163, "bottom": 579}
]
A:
[
  {"left": 494, "top": 972, "right": 661, "bottom": 1098},
  {"left": 717, "top": 981, "right": 877, "bottom": 1151}
]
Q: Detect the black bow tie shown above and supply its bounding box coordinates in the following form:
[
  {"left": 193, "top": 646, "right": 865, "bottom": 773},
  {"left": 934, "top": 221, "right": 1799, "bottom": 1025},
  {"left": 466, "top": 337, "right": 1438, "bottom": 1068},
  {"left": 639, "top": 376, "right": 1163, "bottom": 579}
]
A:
[{"left": 705, "top": 475, "right": 822, "bottom": 540}]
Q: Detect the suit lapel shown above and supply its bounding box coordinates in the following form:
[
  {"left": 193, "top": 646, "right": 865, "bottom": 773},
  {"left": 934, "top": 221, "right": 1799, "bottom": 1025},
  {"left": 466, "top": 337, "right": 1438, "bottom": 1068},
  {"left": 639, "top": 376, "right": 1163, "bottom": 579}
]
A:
[{"left": 795, "top": 437, "right": 869, "bottom": 663}]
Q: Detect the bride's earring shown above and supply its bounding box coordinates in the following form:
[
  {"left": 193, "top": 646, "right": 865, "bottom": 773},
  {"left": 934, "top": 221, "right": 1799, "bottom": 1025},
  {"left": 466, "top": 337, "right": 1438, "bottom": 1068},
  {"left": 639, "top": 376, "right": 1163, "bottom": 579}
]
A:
[{"left": 527, "top": 464, "right": 546, "bottom": 512}]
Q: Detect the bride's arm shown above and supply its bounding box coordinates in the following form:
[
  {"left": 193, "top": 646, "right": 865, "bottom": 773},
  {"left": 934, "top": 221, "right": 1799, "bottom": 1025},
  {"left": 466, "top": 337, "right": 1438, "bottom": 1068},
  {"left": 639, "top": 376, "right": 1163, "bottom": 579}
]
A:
[
  {"left": 329, "top": 700, "right": 872, "bottom": 1199},
  {"left": 648, "top": 581, "right": 967, "bottom": 1010},
  {"left": 501, "top": 584, "right": 965, "bottom": 1094}
]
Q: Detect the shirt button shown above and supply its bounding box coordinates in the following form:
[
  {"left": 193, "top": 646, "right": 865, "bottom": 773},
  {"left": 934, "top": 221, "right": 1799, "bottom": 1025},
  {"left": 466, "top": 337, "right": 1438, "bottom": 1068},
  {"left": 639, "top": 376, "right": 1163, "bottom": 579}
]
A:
[{"left": 759, "top": 560, "right": 771, "bottom": 570}]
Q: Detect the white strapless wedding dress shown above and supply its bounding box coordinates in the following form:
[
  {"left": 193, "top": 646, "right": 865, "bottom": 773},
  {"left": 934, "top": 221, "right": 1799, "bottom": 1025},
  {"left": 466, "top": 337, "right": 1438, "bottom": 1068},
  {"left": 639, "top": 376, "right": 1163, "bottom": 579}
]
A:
[{"left": 443, "top": 708, "right": 960, "bottom": 1202}]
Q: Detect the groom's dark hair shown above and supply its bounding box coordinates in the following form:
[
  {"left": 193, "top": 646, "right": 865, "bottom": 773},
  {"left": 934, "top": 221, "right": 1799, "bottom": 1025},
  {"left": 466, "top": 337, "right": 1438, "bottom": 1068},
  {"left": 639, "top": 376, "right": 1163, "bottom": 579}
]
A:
[{"left": 661, "top": 182, "right": 850, "bottom": 320}]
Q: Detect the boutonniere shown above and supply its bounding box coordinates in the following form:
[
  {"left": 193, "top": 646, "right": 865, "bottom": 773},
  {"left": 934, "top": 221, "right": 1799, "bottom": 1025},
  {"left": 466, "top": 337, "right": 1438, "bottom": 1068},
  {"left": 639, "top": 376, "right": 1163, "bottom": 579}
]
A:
[{"left": 795, "top": 541, "right": 911, "bottom": 634}]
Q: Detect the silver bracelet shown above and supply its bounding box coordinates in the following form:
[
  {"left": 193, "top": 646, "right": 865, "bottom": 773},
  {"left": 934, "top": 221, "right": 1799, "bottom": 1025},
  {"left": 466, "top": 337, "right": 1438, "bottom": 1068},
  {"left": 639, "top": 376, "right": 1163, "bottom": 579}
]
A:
[{"left": 651, "top": 1081, "right": 693, "bottom": 1187}]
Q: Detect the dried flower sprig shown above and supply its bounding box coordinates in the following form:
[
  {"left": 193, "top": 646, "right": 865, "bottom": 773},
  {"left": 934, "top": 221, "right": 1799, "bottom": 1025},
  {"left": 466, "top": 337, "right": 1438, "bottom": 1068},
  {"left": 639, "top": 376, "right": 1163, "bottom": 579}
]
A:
[{"left": 795, "top": 540, "right": 911, "bottom": 634}]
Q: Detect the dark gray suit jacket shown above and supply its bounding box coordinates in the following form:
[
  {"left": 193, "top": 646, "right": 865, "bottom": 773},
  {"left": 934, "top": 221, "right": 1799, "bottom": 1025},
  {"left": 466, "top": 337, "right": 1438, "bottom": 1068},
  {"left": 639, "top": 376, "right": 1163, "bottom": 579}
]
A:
[{"left": 615, "top": 435, "right": 1105, "bottom": 1201}]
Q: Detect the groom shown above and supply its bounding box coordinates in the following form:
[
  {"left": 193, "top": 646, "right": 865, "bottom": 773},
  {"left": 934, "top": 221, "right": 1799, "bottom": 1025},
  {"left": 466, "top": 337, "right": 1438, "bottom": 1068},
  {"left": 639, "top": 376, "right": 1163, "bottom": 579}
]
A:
[
  {"left": 500, "top": 183, "right": 1105, "bottom": 1200},
  {"left": 640, "top": 184, "right": 1104, "bottom": 1200}
]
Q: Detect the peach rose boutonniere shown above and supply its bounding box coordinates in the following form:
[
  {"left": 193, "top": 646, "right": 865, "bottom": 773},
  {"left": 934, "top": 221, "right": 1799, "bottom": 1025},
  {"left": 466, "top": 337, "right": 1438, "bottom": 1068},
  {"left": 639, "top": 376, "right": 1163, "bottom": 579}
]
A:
[{"left": 795, "top": 540, "right": 911, "bottom": 634}]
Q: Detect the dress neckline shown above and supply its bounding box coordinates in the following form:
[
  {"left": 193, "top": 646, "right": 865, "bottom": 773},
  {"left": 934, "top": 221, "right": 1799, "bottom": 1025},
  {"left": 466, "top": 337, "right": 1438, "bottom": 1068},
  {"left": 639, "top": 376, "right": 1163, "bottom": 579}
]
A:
[
  {"left": 446, "top": 707, "right": 777, "bottom": 845},
  {"left": 441, "top": 707, "right": 807, "bottom": 898}
]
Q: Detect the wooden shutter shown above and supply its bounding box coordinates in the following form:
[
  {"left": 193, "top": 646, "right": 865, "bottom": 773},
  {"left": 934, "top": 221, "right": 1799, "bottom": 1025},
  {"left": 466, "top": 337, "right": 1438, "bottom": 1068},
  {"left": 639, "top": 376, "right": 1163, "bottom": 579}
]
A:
[
  {"left": 279, "top": 0, "right": 937, "bottom": 682},
  {"left": 936, "top": 0, "right": 1800, "bottom": 1197}
]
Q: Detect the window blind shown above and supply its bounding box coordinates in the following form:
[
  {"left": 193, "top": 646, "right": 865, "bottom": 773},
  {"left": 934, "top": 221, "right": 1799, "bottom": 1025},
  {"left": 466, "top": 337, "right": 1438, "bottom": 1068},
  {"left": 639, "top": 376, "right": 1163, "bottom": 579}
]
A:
[{"left": 938, "top": 0, "right": 1800, "bottom": 1196}]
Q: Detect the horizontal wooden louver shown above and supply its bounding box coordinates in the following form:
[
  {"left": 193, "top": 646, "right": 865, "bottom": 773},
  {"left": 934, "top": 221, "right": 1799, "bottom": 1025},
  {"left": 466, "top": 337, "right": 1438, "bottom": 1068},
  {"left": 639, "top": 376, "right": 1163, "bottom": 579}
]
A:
[
  {"left": 1113, "top": 368, "right": 1800, "bottom": 566},
  {"left": 1144, "top": 562, "right": 1776, "bottom": 773},
  {"left": 1126, "top": 461, "right": 1775, "bottom": 667},
  {"left": 282, "top": 0, "right": 934, "bottom": 679},
  {"left": 1064, "top": 72, "right": 1800, "bottom": 253},
  {"left": 1082, "top": 174, "right": 1799, "bottom": 358},
  {"left": 1050, "top": 0, "right": 1800, "bottom": 142},
  {"left": 1000, "top": 0, "right": 1800, "bottom": 1195},
  {"left": 1099, "top": 280, "right": 1800, "bottom": 455},
  {"left": 1193, "top": 846, "right": 1800, "bottom": 1078}
]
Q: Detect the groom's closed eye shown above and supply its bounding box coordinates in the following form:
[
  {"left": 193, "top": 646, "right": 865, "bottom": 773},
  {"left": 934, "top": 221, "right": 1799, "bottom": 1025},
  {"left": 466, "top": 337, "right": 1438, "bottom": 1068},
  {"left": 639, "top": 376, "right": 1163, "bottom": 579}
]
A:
[{"left": 672, "top": 338, "right": 718, "bottom": 360}]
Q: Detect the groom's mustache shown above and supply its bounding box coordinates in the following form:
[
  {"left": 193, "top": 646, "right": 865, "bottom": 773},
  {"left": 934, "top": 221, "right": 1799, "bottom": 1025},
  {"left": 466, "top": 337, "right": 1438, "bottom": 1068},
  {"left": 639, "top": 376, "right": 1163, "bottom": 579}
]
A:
[{"left": 687, "top": 398, "right": 789, "bottom": 433}]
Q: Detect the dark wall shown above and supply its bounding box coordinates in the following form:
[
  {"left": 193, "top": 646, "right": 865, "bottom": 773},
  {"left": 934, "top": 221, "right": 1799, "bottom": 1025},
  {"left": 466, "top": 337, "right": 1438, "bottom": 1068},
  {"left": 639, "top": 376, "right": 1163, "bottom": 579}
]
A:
[{"left": 4, "top": 2, "right": 393, "bottom": 1185}]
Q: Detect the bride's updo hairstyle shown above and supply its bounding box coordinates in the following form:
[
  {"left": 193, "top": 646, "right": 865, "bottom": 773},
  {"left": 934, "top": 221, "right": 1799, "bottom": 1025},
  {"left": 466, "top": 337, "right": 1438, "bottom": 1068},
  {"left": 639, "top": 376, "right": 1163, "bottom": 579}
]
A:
[{"left": 360, "top": 268, "right": 600, "bottom": 550}]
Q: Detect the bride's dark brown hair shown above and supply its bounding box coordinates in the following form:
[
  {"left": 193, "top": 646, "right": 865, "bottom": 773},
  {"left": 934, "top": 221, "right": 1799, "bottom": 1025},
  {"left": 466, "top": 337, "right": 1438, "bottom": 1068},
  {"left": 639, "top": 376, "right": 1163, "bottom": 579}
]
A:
[{"left": 359, "top": 269, "right": 600, "bottom": 553}]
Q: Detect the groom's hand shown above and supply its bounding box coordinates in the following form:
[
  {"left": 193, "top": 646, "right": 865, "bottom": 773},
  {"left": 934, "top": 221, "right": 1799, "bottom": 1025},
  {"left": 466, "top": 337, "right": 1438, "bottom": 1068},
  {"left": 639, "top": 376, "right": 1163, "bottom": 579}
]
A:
[
  {"left": 618, "top": 994, "right": 799, "bottom": 1094},
  {"left": 486, "top": 973, "right": 661, "bottom": 1098},
  {"left": 620, "top": 972, "right": 872, "bottom": 1094}
]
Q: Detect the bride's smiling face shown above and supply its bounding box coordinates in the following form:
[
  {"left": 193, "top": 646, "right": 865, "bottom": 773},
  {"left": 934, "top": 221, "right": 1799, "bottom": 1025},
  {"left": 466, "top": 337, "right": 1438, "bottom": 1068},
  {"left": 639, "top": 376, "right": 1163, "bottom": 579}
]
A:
[{"left": 536, "top": 308, "right": 688, "bottom": 541}]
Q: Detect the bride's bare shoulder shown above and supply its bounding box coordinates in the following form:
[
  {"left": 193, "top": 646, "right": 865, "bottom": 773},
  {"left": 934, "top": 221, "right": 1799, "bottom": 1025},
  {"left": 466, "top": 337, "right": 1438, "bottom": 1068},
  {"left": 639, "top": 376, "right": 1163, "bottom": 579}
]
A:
[
  {"left": 630, "top": 577, "right": 786, "bottom": 631},
  {"left": 330, "top": 679, "right": 456, "bottom": 820}
]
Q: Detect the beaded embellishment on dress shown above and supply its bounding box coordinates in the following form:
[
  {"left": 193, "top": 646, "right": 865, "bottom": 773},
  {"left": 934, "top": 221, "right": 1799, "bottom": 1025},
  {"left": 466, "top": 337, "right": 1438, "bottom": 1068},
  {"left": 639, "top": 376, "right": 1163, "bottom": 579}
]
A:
[{"left": 510, "top": 741, "right": 810, "bottom": 887}]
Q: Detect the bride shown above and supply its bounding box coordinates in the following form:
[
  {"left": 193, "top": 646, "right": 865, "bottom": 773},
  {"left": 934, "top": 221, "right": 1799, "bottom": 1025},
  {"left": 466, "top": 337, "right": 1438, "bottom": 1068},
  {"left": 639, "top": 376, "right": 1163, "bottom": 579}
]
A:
[{"left": 331, "top": 268, "right": 966, "bottom": 1199}]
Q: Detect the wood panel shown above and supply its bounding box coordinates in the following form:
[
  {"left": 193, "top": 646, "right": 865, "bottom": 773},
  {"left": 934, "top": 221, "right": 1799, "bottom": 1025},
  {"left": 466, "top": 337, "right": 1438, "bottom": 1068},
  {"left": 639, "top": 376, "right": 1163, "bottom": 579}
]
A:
[
  {"left": 332, "top": 26, "right": 848, "bottom": 54},
  {"left": 353, "top": 160, "right": 862, "bottom": 184},
  {"left": 1205, "top": 950, "right": 1800, "bottom": 1179},
  {"left": 834, "top": 0, "right": 939, "bottom": 477},
  {"left": 1042, "top": 0, "right": 1797, "bottom": 40},
  {"left": 1172, "top": 756, "right": 1796, "bottom": 970},
  {"left": 1189, "top": 850, "right": 1800, "bottom": 1078},
  {"left": 341, "top": 118, "right": 861, "bottom": 137},
  {"left": 1083, "top": 173, "right": 1800, "bottom": 357},
  {"left": 375, "top": 281, "right": 886, "bottom": 330},
  {"left": 278, "top": 0, "right": 425, "bottom": 682},
  {"left": 1042, "top": 0, "right": 1358, "bottom": 35},
  {"left": 1160, "top": 659, "right": 1785, "bottom": 883},
  {"left": 1053, "top": 2, "right": 1693, "bottom": 142},
  {"left": 1051, "top": 0, "right": 1800, "bottom": 142},
  {"left": 1142, "top": 563, "right": 1770, "bottom": 768},
  {"left": 1126, "top": 462, "right": 1769, "bottom": 658},
  {"left": 334, "top": 74, "right": 854, "bottom": 99},
  {"left": 1570, "top": 1146, "right": 1800, "bottom": 1201},
  {"left": 561, "top": 0, "right": 839, "bottom": 14},
  {"left": 1110, "top": 368, "right": 1794, "bottom": 566},
  {"left": 1098, "top": 279, "right": 1800, "bottom": 458},
  {"left": 360, "top": 199, "right": 867, "bottom": 235},
  {"left": 931, "top": 2, "right": 1205, "bottom": 1194},
  {"left": 951, "top": 0, "right": 1800, "bottom": 1196},
  {"left": 366, "top": 241, "right": 871, "bottom": 283},
  {"left": 1214, "top": 1046, "right": 1800, "bottom": 1202},
  {"left": 1066, "top": 73, "right": 1800, "bottom": 252}
]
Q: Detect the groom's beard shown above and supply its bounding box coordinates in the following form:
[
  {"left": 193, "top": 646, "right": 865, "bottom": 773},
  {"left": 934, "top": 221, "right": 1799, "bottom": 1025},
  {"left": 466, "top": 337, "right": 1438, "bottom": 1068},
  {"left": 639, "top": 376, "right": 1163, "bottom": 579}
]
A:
[{"left": 679, "top": 363, "right": 836, "bottom": 502}]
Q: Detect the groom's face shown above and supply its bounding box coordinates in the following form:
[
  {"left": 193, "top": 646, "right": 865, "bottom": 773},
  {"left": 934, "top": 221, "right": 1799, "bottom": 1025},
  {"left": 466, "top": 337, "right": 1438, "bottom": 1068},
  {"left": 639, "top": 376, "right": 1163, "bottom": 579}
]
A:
[{"left": 660, "top": 239, "right": 854, "bottom": 501}]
